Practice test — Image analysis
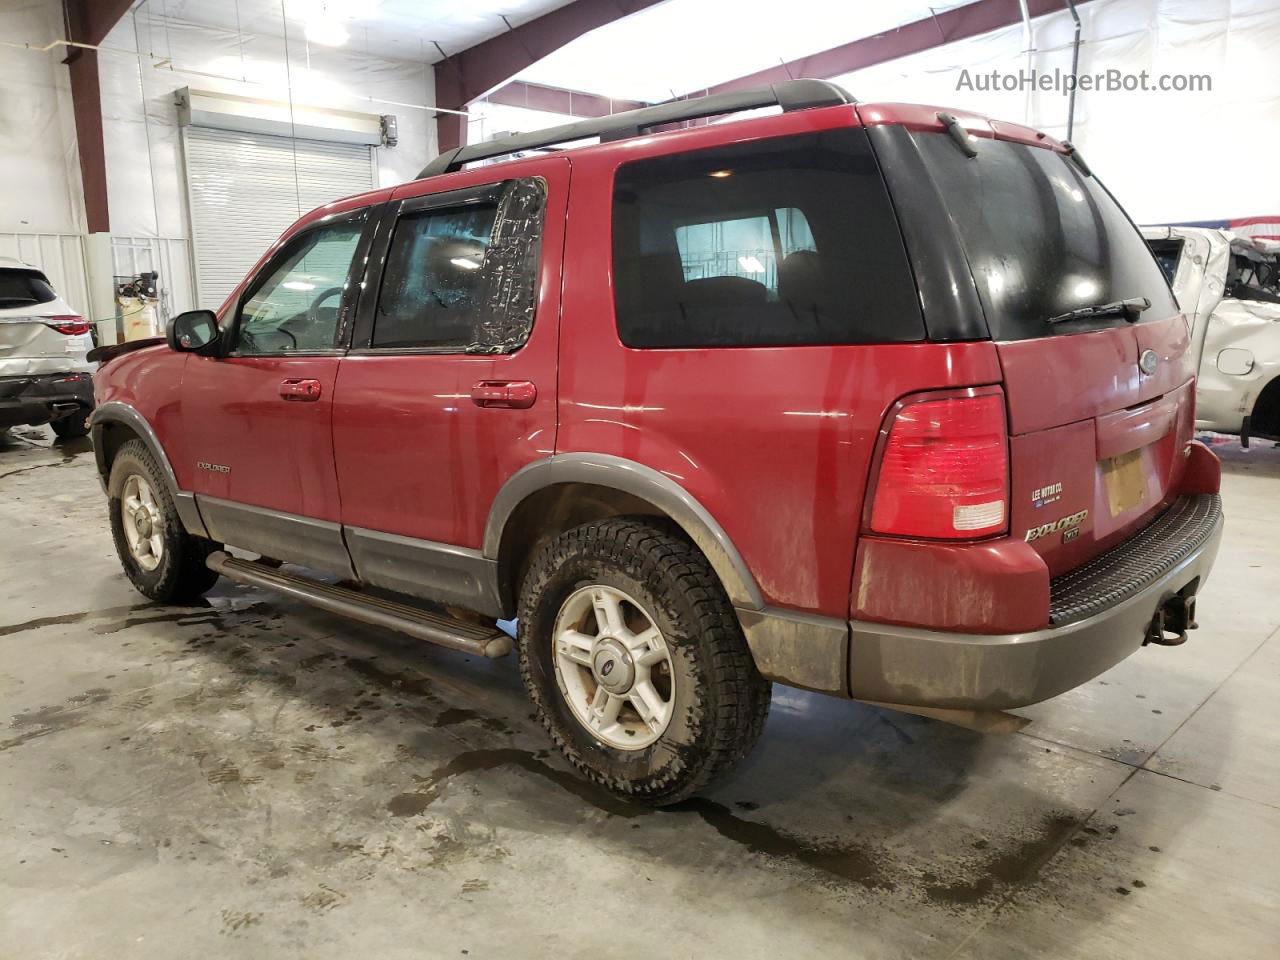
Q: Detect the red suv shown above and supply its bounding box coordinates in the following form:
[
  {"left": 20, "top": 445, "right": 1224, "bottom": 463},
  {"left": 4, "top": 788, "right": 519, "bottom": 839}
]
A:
[{"left": 90, "top": 80, "right": 1223, "bottom": 804}]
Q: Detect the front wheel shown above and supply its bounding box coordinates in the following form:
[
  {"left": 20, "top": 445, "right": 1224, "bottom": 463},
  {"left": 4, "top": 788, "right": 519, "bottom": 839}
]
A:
[
  {"left": 518, "top": 518, "right": 770, "bottom": 806},
  {"left": 108, "top": 439, "right": 221, "bottom": 602}
]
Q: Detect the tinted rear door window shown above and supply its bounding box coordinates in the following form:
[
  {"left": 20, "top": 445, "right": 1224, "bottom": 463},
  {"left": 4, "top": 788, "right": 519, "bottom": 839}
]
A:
[
  {"left": 915, "top": 133, "right": 1177, "bottom": 340},
  {"left": 374, "top": 202, "right": 500, "bottom": 350},
  {"left": 371, "top": 178, "right": 547, "bottom": 353},
  {"left": 612, "top": 128, "right": 924, "bottom": 348}
]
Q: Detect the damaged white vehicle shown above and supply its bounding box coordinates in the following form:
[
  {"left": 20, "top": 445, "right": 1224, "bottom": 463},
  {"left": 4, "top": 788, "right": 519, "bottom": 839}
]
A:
[
  {"left": 1143, "top": 227, "right": 1280, "bottom": 446},
  {"left": 0, "top": 258, "right": 95, "bottom": 438}
]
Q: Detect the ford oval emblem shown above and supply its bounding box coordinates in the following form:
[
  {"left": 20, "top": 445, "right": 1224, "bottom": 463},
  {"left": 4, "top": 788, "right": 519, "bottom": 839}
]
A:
[{"left": 1139, "top": 349, "right": 1160, "bottom": 375}]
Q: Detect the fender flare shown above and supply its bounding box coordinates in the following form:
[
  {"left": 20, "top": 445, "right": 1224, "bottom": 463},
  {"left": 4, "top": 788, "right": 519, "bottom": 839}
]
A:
[
  {"left": 89, "top": 401, "right": 209, "bottom": 538},
  {"left": 483, "top": 453, "right": 764, "bottom": 611}
]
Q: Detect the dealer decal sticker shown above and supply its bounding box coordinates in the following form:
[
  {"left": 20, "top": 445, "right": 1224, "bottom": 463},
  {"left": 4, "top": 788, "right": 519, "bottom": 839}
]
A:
[{"left": 1032, "top": 481, "right": 1063, "bottom": 508}]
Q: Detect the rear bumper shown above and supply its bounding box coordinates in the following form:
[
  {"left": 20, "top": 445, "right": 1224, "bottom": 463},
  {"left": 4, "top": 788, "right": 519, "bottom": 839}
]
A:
[
  {"left": 846, "top": 494, "right": 1224, "bottom": 709},
  {"left": 0, "top": 372, "right": 94, "bottom": 428},
  {"left": 738, "top": 494, "right": 1225, "bottom": 708}
]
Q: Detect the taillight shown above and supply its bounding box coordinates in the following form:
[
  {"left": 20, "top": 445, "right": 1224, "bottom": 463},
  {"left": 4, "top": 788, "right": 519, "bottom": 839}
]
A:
[
  {"left": 869, "top": 389, "right": 1009, "bottom": 540},
  {"left": 46, "top": 316, "right": 90, "bottom": 336}
]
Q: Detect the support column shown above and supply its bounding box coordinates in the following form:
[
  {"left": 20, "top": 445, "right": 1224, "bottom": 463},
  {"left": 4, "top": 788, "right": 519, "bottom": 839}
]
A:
[{"left": 65, "top": 48, "right": 109, "bottom": 233}]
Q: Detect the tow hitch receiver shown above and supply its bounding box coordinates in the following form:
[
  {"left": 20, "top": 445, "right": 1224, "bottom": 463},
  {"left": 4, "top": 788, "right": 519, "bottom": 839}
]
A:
[{"left": 1145, "top": 578, "right": 1200, "bottom": 647}]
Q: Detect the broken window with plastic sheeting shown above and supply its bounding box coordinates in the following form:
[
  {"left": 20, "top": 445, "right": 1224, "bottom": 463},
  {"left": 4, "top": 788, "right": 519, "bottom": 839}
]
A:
[
  {"left": 468, "top": 177, "right": 548, "bottom": 354},
  {"left": 370, "top": 177, "right": 547, "bottom": 354}
]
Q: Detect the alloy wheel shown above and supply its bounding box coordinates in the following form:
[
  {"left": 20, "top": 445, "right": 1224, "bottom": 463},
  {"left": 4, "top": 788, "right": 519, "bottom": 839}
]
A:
[
  {"left": 121, "top": 473, "right": 165, "bottom": 572},
  {"left": 551, "top": 584, "right": 675, "bottom": 750}
]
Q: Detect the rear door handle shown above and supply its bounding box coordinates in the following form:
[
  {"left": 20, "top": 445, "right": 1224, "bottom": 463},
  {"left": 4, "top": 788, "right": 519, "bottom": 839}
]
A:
[
  {"left": 279, "top": 378, "right": 322, "bottom": 402},
  {"left": 471, "top": 380, "right": 537, "bottom": 409}
]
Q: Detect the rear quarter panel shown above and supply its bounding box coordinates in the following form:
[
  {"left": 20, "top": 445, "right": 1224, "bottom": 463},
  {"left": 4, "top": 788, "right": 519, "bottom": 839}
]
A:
[{"left": 557, "top": 118, "right": 1003, "bottom": 618}]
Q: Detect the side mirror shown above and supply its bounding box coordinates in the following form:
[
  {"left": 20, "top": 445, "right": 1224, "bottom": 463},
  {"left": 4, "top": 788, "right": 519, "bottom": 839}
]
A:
[{"left": 166, "top": 309, "right": 221, "bottom": 354}]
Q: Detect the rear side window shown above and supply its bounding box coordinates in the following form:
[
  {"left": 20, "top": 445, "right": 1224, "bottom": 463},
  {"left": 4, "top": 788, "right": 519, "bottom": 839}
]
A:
[
  {"left": 0, "top": 269, "right": 57, "bottom": 308},
  {"left": 372, "top": 178, "right": 547, "bottom": 353},
  {"left": 612, "top": 129, "right": 924, "bottom": 348},
  {"left": 915, "top": 133, "right": 1178, "bottom": 340}
]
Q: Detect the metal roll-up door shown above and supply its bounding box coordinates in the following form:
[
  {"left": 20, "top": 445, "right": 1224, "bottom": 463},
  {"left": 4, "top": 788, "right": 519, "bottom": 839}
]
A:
[{"left": 183, "top": 126, "right": 375, "bottom": 310}]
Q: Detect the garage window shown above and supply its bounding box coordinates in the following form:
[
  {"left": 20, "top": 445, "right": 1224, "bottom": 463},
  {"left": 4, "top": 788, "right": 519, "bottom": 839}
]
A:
[{"left": 612, "top": 128, "right": 924, "bottom": 348}]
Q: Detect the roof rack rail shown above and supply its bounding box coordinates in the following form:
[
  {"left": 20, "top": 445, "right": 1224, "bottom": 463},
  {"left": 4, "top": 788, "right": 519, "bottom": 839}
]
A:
[{"left": 417, "top": 78, "right": 854, "bottom": 179}]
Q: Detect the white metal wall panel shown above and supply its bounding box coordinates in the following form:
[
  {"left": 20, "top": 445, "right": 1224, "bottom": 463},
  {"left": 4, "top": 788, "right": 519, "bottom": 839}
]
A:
[
  {"left": 183, "top": 126, "right": 374, "bottom": 310},
  {"left": 0, "top": 233, "right": 89, "bottom": 317}
]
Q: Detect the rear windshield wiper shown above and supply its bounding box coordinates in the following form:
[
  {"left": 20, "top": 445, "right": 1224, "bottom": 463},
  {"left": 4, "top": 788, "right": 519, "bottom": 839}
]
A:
[{"left": 1047, "top": 297, "right": 1151, "bottom": 325}]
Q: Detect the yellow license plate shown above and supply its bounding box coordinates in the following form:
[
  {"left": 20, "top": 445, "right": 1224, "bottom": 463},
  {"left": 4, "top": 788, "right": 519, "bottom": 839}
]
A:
[{"left": 1101, "top": 449, "right": 1148, "bottom": 516}]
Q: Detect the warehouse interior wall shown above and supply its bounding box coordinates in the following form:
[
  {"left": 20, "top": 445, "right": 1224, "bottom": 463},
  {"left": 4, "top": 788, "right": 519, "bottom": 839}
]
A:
[
  {"left": 466, "top": 101, "right": 580, "bottom": 147},
  {"left": 100, "top": 4, "right": 438, "bottom": 241},
  {"left": 0, "top": 0, "right": 438, "bottom": 319},
  {"left": 0, "top": 0, "right": 86, "bottom": 237},
  {"left": 828, "top": 0, "right": 1280, "bottom": 224}
]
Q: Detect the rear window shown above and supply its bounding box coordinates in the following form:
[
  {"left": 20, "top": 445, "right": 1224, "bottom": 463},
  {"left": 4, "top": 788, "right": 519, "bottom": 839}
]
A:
[
  {"left": 0, "top": 269, "right": 57, "bottom": 309},
  {"left": 915, "top": 133, "right": 1177, "bottom": 340},
  {"left": 612, "top": 128, "right": 924, "bottom": 348}
]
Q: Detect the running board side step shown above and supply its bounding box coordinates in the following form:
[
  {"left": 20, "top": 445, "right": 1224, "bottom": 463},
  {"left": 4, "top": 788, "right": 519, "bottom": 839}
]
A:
[{"left": 206, "top": 551, "right": 513, "bottom": 658}]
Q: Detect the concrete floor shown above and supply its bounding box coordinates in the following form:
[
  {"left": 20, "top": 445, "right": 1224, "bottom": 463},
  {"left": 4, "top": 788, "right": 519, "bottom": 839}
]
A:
[{"left": 1, "top": 426, "right": 1277, "bottom": 960}]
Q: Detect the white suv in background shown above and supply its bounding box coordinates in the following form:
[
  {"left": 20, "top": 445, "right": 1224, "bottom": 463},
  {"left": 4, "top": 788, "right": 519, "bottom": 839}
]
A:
[
  {"left": 1143, "top": 227, "right": 1280, "bottom": 446},
  {"left": 0, "top": 257, "right": 95, "bottom": 439}
]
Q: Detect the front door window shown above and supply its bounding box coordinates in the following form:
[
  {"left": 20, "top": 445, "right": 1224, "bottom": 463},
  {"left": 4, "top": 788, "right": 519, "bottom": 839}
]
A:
[{"left": 236, "top": 219, "right": 364, "bottom": 355}]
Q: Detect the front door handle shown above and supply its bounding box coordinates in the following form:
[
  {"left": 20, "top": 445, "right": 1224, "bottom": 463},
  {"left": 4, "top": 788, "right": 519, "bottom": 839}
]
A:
[
  {"left": 471, "top": 380, "right": 537, "bottom": 409},
  {"left": 280, "top": 378, "right": 322, "bottom": 402}
]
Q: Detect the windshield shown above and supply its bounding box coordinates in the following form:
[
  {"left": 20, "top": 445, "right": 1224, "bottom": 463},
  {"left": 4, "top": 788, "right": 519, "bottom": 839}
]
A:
[{"left": 914, "top": 133, "right": 1178, "bottom": 341}]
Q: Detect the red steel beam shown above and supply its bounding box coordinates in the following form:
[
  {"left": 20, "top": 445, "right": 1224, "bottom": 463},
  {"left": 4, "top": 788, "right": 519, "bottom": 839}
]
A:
[
  {"left": 434, "top": 0, "right": 664, "bottom": 151},
  {"left": 62, "top": 0, "right": 134, "bottom": 233},
  {"left": 66, "top": 51, "right": 110, "bottom": 234}
]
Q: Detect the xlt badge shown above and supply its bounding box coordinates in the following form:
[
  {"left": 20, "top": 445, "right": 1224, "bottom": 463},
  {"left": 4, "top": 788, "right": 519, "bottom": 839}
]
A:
[{"left": 1025, "top": 509, "right": 1088, "bottom": 543}]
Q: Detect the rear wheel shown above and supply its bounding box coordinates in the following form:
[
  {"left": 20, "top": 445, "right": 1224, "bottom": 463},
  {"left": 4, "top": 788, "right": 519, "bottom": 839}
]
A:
[
  {"left": 51, "top": 411, "right": 89, "bottom": 439},
  {"left": 518, "top": 518, "right": 770, "bottom": 806},
  {"left": 108, "top": 439, "right": 221, "bottom": 602}
]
